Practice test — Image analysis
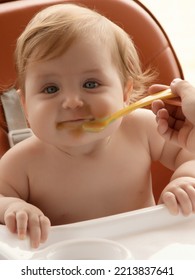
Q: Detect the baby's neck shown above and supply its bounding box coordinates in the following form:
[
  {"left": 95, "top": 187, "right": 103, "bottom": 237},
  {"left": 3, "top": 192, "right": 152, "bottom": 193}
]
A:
[{"left": 54, "top": 136, "right": 112, "bottom": 158}]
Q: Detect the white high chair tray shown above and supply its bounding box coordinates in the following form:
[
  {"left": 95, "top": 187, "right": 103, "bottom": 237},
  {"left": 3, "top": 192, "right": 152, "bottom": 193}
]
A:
[{"left": 0, "top": 205, "right": 195, "bottom": 260}]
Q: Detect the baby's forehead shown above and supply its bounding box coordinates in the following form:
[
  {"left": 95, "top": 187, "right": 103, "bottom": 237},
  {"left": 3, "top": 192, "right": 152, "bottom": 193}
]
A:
[
  {"left": 28, "top": 25, "right": 115, "bottom": 66},
  {"left": 17, "top": 3, "right": 119, "bottom": 68},
  {"left": 27, "top": 38, "right": 113, "bottom": 72}
]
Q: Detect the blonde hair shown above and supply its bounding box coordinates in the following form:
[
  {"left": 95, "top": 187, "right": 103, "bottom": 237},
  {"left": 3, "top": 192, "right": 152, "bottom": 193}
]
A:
[{"left": 15, "top": 3, "right": 155, "bottom": 101}]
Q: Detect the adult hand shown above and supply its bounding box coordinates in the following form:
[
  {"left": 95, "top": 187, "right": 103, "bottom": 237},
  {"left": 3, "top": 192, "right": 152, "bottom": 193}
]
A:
[{"left": 150, "top": 79, "right": 195, "bottom": 153}]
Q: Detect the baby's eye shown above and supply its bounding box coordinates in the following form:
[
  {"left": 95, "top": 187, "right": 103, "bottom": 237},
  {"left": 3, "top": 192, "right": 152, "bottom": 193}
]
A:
[
  {"left": 83, "top": 81, "right": 99, "bottom": 89},
  {"left": 43, "top": 85, "right": 59, "bottom": 94}
]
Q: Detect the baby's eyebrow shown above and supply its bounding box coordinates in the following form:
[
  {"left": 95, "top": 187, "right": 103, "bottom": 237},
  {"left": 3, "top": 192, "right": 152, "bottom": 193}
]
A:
[
  {"left": 82, "top": 68, "right": 103, "bottom": 75},
  {"left": 36, "top": 73, "right": 59, "bottom": 79}
]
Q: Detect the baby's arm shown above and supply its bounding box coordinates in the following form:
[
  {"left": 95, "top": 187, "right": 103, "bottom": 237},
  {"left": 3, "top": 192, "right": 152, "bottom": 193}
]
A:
[
  {"left": 0, "top": 146, "right": 50, "bottom": 248},
  {"left": 0, "top": 195, "right": 50, "bottom": 248},
  {"left": 159, "top": 148, "right": 195, "bottom": 216}
]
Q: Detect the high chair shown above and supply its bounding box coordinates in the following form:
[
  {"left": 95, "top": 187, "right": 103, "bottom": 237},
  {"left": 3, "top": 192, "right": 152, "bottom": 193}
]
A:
[{"left": 0, "top": 0, "right": 184, "bottom": 201}]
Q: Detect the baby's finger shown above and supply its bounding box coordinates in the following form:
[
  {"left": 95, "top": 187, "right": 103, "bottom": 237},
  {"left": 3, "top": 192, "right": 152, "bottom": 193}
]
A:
[
  {"left": 174, "top": 188, "right": 193, "bottom": 216},
  {"left": 160, "top": 192, "right": 179, "bottom": 215},
  {"left": 4, "top": 212, "right": 17, "bottom": 234},
  {"left": 28, "top": 214, "right": 41, "bottom": 248},
  {"left": 16, "top": 211, "right": 28, "bottom": 239},
  {"left": 40, "top": 215, "right": 51, "bottom": 243},
  {"left": 182, "top": 185, "right": 195, "bottom": 212}
]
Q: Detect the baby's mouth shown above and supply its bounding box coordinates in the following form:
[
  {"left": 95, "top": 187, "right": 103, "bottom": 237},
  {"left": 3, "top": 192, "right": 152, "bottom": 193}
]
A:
[{"left": 57, "top": 118, "right": 95, "bottom": 130}]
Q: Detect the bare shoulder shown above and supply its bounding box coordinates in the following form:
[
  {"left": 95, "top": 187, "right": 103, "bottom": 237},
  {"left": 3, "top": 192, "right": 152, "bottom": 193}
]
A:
[
  {"left": 0, "top": 135, "right": 43, "bottom": 164},
  {"left": 0, "top": 136, "right": 44, "bottom": 198},
  {"left": 121, "top": 108, "right": 160, "bottom": 136},
  {"left": 120, "top": 108, "right": 165, "bottom": 160}
]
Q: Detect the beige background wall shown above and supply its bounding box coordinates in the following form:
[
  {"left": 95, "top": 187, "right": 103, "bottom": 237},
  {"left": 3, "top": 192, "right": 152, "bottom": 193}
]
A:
[{"left": 140, "top": 0, "right": 195, "bottom": 86}]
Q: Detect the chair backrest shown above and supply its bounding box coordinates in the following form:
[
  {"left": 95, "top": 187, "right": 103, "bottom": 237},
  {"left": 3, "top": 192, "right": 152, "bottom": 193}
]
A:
[{"left": 0, "top": 0, "right": 184, "bottom": 200}]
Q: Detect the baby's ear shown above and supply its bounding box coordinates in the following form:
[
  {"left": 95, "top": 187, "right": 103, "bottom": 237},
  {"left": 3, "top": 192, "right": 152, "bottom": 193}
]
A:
[
  {"left": 17, "top": 89, "right": 28, "bottom": 119},
  {"left": 124, "top": 78, "right": 133, "bottom": 103}
]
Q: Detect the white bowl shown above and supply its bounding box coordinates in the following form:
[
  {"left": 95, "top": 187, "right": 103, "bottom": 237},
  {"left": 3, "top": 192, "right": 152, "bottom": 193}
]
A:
[{"left": 46, "top": 238, "right": 132, "bottom": 260}]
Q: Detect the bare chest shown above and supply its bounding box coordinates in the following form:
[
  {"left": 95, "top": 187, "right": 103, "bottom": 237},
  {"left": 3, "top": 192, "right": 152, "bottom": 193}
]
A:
[{"left": 28, "top": 142, "right": 153, "bottom": 224}]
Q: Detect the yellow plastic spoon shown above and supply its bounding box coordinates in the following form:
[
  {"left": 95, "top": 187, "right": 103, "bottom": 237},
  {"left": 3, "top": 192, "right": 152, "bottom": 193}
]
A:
[{"left": 82, "top": 89, "right": 177, "bottom": 132}]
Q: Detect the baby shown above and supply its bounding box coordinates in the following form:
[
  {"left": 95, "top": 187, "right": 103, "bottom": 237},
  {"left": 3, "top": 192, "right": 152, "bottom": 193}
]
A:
[{"left": 0, "top": 4, "right": 195, "bottom": 248}]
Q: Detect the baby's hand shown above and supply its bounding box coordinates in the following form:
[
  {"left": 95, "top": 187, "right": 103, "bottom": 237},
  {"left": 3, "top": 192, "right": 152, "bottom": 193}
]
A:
[
  {"left": 159, "top": 177, "right": 195, "bottom": 216},
  {"left": 4, "top": 201, "right": 51, "bottom": 248}
]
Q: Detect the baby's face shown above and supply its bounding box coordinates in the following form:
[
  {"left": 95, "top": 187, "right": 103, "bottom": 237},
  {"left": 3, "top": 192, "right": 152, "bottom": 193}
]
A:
[{"left": 24, "top": 37, "right": 129, "bottom": 149}]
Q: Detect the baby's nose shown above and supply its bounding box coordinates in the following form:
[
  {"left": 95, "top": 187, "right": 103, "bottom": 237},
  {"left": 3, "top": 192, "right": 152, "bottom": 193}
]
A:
[{"left": 62, "top": 96, "right": 84, "bottom": 109}]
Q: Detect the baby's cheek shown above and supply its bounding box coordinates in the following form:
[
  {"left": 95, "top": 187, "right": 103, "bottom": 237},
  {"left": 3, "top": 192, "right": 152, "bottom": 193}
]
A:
[{"left": 91, "top": 101, "right": 120, "bottom": 119}]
